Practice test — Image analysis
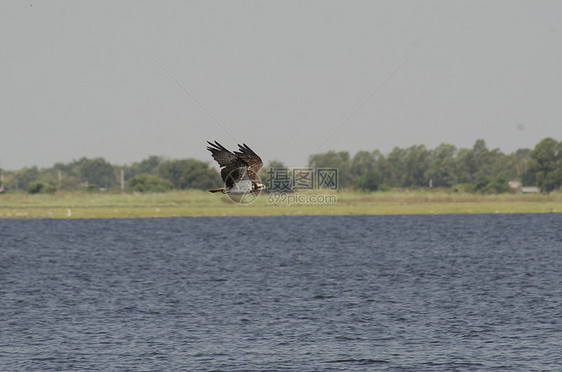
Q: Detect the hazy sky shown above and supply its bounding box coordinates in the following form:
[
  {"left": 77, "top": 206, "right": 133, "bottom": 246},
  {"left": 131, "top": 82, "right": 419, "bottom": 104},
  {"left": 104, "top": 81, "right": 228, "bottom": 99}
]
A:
[{"left": 1, "top": 1, "right": 561, "bottom": 170}]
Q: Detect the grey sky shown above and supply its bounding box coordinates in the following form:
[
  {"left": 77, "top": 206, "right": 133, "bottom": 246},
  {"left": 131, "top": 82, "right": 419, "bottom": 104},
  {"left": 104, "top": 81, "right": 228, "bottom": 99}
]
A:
[{"left": 1, "top": 1, "right": 561, "bottom": 170}]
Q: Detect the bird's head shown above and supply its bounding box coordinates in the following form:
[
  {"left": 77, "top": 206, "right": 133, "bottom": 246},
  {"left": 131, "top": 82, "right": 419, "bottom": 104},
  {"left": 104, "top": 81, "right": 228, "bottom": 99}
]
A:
[{"left": 256, "top": 183, "right": 266, "bottom": 191}]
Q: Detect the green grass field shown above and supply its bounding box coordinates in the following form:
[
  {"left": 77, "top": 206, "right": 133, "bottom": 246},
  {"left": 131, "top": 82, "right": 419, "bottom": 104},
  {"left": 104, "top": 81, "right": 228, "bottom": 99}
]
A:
[{"left": 1, "top": 189, "right": 561, "bottom": 219}]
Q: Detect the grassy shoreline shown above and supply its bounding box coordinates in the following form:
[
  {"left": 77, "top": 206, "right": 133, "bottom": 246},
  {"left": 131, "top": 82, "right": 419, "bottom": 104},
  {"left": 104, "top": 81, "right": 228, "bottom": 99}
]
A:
[{"left": 1, "top": 189, "right": 561, "bottom": 219}]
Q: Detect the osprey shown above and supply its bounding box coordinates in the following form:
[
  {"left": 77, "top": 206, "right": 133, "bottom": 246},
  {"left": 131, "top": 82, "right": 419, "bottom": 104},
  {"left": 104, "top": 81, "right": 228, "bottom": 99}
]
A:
[{"left": 207, "top": 141, "right": 266, "bottom": 194}]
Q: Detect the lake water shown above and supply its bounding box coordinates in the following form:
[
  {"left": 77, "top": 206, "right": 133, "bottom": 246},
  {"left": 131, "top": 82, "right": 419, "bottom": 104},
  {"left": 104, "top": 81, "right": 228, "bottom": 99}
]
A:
[{"left": 1, "top": 214, "right": 561, "bottom": 371}]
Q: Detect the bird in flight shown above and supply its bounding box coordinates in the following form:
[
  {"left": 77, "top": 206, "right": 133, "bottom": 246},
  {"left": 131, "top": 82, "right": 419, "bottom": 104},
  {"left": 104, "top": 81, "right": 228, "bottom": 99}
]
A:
[{"left": 207, "top": 141, "right": 266, "bottom": 194}]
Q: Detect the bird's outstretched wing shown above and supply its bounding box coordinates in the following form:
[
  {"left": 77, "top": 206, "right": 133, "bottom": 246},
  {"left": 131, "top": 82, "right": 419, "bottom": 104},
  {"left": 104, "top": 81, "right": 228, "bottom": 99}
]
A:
[
  {"left": 207, "top": 141, "right": 248, "bottom": 189},
  {"left": 233, "top": 143, "right": 263, "bottom": 182}
]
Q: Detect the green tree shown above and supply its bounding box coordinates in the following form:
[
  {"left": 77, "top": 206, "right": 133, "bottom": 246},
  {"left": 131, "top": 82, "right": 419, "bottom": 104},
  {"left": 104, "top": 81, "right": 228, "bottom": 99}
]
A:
[
  {"left": 385, "top": 147, "right": 407, "bottom": 187},
  {"left": 127, "top": 174, "right": 174, "bottom": 193},
  {"left": 354, "top": 169, "right": 381, "bottom": 191},
  {"left": 455, "top": 147, "right": 477, "bottom": 184},
  {"left": 79, "top": 158, "right": 116, "bottom": 189},
  {"left": 473, "top": 139, "right": 494, "bottom": 178},
  {"left": 351, "top": 151, "right": 376, "bottom": 179},
  {"left": 403, "top": 145, "right": 431, "bottom": 187},
  {"left": 126, "top": 155, "right": 165, "bottom": 178},
  {"left": 51, "top": 162, "right": 81, "bottom": 190},
  {"left": 308, "top": 151, "right": 352, "bottom": 189},
  {"left": 426, "top": 144, "right": 457, "bottom": 187},
  {"left": 158, "top": 159, "right": 221, "bottom": 190},
  {"left": 12, "top": 167, "right": 39, "bottom": 191},
  {"left": 351, "top": 150, "right": 384, "bottom": 191},
  {"left": 28, "top": 181, "right": 56, "bottom": 194},
  {"left": 527, "top": 138, "right": 562, "bottom": 192},
  {"left": 454, "top": 140, "right": 497, "bottom": 184},
  {"left": 513, "top": 148, "right": 534, "bottom": 185}
]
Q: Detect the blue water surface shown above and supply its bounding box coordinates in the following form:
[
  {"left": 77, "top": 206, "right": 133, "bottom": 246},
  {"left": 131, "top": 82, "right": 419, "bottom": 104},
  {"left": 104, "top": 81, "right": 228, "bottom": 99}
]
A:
[{"left": 1, "top": 214, "right": 561, "bottom": 371}]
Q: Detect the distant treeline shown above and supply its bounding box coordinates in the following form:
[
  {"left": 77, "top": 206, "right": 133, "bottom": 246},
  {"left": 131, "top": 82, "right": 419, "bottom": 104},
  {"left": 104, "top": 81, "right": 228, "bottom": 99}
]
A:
[
  {"left": 309, "top": 138, "right": 561, "bottom": 193},
  {"left": 0, "top": 156, "right": 222, "bottom": 194},
  {"left": 1, "top": 137, "right": 561, "bottom": 194}
]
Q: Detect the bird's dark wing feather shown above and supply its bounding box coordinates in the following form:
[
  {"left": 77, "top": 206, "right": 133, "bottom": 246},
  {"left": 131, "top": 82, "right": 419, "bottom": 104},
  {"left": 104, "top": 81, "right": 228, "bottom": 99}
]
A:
[
  {"left": 233, "top": 143, "right": 263, "bottom": 182},
  {"left": 206, "top": 141, "right": 248, "bottom": 189}
]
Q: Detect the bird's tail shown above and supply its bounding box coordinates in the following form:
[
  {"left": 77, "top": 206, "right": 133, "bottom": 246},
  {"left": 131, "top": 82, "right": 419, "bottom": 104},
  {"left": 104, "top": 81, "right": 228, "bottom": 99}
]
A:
[{"left": 208, "top": 187, "right": 225, "bottom": 193}]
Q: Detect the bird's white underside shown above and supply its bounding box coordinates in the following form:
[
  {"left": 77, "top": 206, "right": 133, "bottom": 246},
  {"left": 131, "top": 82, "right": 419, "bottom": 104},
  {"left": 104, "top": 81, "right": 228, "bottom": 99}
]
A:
[{"left": 227, "top": 179, "right": 253, "bottom": 194}]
